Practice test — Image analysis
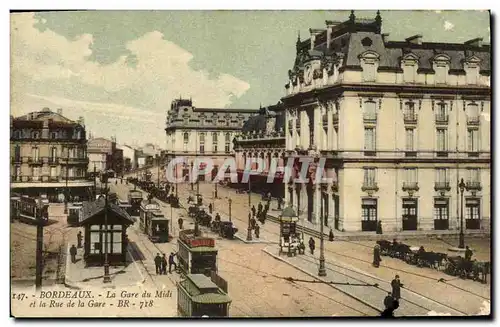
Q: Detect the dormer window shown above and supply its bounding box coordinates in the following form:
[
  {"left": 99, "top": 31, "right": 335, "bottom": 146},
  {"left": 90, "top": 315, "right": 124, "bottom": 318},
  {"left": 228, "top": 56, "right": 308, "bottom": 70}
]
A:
[
  {"left": 402, "top": 53, "right": 419, "bottom": 83},
  {"left": 359, "top": 51, "right": 380, "bottom": 82},
  {"left": 433, "top": 54, "right": 451, "bottom": 85},
  {"left": 32, "top": 131, "right": 40, "bottom": 139},
  {"left": 465, "top": 56, "right": 481, "bottom": 85}
]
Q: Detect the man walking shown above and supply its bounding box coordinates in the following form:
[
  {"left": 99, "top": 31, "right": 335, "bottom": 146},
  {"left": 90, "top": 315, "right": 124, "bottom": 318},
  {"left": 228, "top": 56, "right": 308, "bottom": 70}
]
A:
[
  {"left": 373, "top": 244, "right": 382, "bottom": 268},
  {"left": 383, "top": 292, "right": 393, "bottom": 309},
  {"left": 154, "top": 253, "right": 162, "bottom": 275},
  {"left": 391, "top": 275, "right": 403, "bottom": 301},
  {"left": 254, "top": 223, "right": 260, "bottom": 239},
  {"left": 70, "top": 244, "right": 77, "bottom": 263},
  {"left": 309, "top": 237, "right": 316, "bottom": 255},
  {"left": 178, "top": 217, "right": 184, "bottom": 230},
  {"left": 169, "top": 252, "right": 177, "bottom": 273},
  {"left": 465, "top": 246, "right": 473, "bottom": 262},
  {"left": 77, "top": 231, "right": 83, "bottom": 248},
  {"left": 161, "top": 253, "right": 168, "bottom": 274},
  {"left": 251, "top": 205, "right": 256, "bottom": 218}
]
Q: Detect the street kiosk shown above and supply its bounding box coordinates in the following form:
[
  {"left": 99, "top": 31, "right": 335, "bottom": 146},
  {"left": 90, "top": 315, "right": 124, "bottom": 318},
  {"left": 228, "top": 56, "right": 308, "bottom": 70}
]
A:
[{"left": 279, "top": 206, "right": 300, "bottom": 256}]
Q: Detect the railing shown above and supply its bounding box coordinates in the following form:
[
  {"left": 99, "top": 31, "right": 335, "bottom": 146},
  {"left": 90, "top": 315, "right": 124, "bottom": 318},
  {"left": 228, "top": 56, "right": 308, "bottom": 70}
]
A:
[
  {"left": 363, "top": 113, "right": 377, "bottom": 123},
  {"left": 434, "top": 182, "right": 451, "bottom": 191},
  {"left": 48, "top": 157, "right": 59, "bottom": 165},
  {"left": 403, "top": 113, "right": 418, "bottom": 124},
  {"left": 435, "top": 114, "right": 449, "bottom": 124},
  {"left": 467, "top": 115, "right": 480, "bottom": 125},
  {"left": 361, "top": 183, "right": 379, "bottom": 192},
  {"left": 27, "top": 157, "right": 43, "bottom": 165},
  {"left": 402, "top": 182, "right": 419, "bottom": 191},
  {"left": 11, "top": 157, "right": 22, "bottom": 164},
  {"left": 60, "top": 157, "right": 89, "bottom": 164},
  {"left": 465, "top": 181, "right": 482, "bottom": 190}
]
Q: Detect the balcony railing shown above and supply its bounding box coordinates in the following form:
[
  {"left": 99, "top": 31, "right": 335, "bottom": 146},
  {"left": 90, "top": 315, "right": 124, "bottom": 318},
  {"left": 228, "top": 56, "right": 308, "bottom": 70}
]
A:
[
  {"left": 11, "top": 157, "right": 22, "bottom": 164},
  {"left": 363, "top": 113, "right": 377, "bottom": 123},
  {"left": 332, "top": 113, "right": 339, "bottom": 124},
  {"left": 402, "top": 182, "right": 419, "bottom": 191},
  {"left": 361, "top": 183, "right": 379, "bottom": 192},
  {"left": 403, "top": 113, "right": 418, "bottom": 124},
  {"left": 467, "top": 115, "right": 480, "bottom": 125},
  {"left": 465, "top": 181, "right": 482, "bottom": 191},
  {"left": 434, "top": 182, "right": 451, "bottom": 191},
  {"left": 435, "top": 114, "right": 449, "bottom": 124},
  {"left": 10, "top": 176, "right": 21, "bottom": 182},
  {"left": 48, "top": 157, "right": 59, "bottom": 165},
  {"left": 60, "top": 157, "right": 89, "bottom": 165},
  {"left": 27, "top": 157, "right": 43, "bottom": 165}
]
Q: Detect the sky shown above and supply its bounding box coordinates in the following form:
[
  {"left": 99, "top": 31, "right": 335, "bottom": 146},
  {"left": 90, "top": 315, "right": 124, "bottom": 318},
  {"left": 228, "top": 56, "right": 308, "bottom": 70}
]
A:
[{"left": 10, "top": 10, "right": 490, "bottom": 148}]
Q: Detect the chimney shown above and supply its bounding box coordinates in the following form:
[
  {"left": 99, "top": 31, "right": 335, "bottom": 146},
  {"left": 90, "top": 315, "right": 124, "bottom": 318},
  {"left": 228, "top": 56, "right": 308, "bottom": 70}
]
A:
[
  {"left": 405, "top": 34, "right": 423, "bottom": 45},
  {"left": 57, "top": 108, "right": 63, "bottom": 115},
  {"left": 382, "top": 33, "right": 390, "bottom": 43},
  {"left": 464, "top": 37, "right": 483, "bottom": 48}
]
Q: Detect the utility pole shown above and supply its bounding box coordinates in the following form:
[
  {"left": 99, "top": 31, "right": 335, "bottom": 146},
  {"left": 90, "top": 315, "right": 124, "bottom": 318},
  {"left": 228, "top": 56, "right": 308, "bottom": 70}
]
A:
[
  {"left": 246, "top": 177, "right": 252, "bottom": 241},
  {"left": 194, "top": 135, "right": 200, "bottom": 237},
  {"left": 228, "top": 198, "right": 232, "bottom": 222},
  {"left": 318, "top": 186, "right": 327, "bottom": 277},
  {"left": 103, "top": 176, "right": 111, "bottom": 283},
  {"left": 93, "top": 163, "right": 97, "bottom": 199},
  {"left": 35, "top": 201, "right": 44, "bottom": 290}
]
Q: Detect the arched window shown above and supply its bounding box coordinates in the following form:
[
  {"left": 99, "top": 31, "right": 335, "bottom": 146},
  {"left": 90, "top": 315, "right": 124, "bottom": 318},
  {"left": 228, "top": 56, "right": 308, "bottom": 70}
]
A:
[
  {"left": 212, "top": 132, "right": 218, "bottom": 153},
  {"left": 183, "top": 132, "right": 189, "bottom": 152},
  {"left": 199, "top": 133, "right": 205, "bottom": 154}
]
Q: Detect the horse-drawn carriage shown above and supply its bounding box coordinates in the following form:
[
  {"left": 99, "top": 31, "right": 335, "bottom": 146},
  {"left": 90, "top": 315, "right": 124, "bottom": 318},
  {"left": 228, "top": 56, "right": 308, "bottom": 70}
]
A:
[{"left": 218, "top": 221, "right": 238, "bottom": 239}]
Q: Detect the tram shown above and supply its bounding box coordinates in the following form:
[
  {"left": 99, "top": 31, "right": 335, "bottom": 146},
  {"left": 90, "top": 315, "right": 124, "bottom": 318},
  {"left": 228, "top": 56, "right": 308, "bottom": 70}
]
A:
[
  {"left": 139, "top": 199, "right": 160, "bottom": 229},
  {"left": 178, "top": 230, "right": 218, "bottom": 276},
  {"left": 10, "top": 193, "right": 21, "bottom": 222},
  {"left": 67, "top": 202, "right": 83, "bottom": 226},
  {"left": 177, "top": 274, "right": 231, "bottom": 317},
  {"left": 128, "top": 190, "right": 143, "bottom": 216},
  {"left": 17, "top": 195, "right": 49, "bottom": 225},
  {"left": 146, "top": 211, "right": 170, "bottom": 243}
]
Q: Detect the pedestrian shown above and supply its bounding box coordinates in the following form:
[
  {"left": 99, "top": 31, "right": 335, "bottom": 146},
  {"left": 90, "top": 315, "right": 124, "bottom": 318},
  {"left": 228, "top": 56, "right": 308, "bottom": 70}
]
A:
[
  {"left": 329, "top": 229, "right": 334, "bottom": 242},
  {"left": 383, "top": 292, "right": 393, "bottom": 309},
  {"left": 264, "top": 202, "right": 270, "bottom": 213},
  {"left": 309, "top": 237, "right": 315, "bottom": 255},
  {"left": 465, "top": 246, "right": 473, "bottom": 262},
  {"left": 258, "top": 203, "right": 263, "bottom": 216},
  {"left": 77, "top": 231, "right": 83, "bottom": 248},
  {"left": 154, "top": 253, "right": 162, "bottom": 275},
  {"left": 380, "top": 299, "right": 399, "bottom": 318},
  {"left": 277, "top": 197, "right": 283, "bottom": 210},
  {"left": 70, "top": 244, "right": 77, "bottom": 263},
  {"left": 178, "top": 217, "right": 184, "bottom": 230},
  {"left": 391, "top": 275, "right": 403, "bottom": 300},
  {"left": 161, "top": 253, "right": 168, "bottom": 274},
  {"left": 169, "top": 252, "right": 178, "bottom": 273},
  {"left": 254, "top": 223, "right": 260, "bottom": 239},
  {"left": 209, "top": 203, "right": 213, "bottom": 214},
  {"left": 250, "top": 217, "right": 256, "bottom": 230},
  {"left": 215, "top": 213, "right": 221, "bottom": 222},
  {"left": 373, "top": 244, "right": 382, "bottom": 268},
  {"left": 251, "top": 205, "right": 256, "bottom": 218},
  {"left": 376, "top": 221, "right": 383, "bottom": 234}
]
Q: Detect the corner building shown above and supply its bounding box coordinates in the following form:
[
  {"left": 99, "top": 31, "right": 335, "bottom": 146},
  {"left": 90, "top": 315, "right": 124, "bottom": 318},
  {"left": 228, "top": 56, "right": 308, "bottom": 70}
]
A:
[{"left": 282, "top": 11, "right": 491, "bottom": 233}]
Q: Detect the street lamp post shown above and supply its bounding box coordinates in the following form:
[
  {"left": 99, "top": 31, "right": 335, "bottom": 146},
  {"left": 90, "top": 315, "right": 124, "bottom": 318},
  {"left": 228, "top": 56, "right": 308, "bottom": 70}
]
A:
[
  {"left": 103, "top": 176, "right": 111, "bottom": 283},
  {"left": 458, "top": 178, "right": 466, "bottom": 249},
  {"left": 318, "top": 186, "right": 327, "bottom": 276},
  {"left": 246, "top": 177, "right": 252, "bottom": 241},
  {"left": 228, "top": 198, "right": 232, "bottom": 222},
  {"left": 64, "top": 147, "right": 70, "bottom": 214}
]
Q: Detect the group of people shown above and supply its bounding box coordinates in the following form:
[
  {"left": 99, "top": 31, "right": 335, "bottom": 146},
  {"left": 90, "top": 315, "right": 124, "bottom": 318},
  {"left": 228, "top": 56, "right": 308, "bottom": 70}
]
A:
[
  {"left": 249, "top": 213, "right": 261, "bottom": 238},
  {"left": 251, "top": 201, "right": 270, "bottom": 225},
  {"left": 154, "top": 252, "right": 178, "bottom": 275}
]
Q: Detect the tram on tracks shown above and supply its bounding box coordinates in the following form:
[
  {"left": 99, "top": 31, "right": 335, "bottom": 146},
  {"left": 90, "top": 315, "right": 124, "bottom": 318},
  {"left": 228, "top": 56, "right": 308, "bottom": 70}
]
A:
[
  {"left": 128, "top": 190, "right": 143, "bottom": 216},
  {"left": 177, "top": 273, "right": 231, "bottom": 317},
  {"left": 178, "top": 230, "right": 218, "bottom": 276},
  {"left": 67, "top": 202, "right": 83, "bottom": 226},
  {"left": 139, "top": 198, "right": 169, "bottom": 242},
  {"left": 10, "top": 193, "right": 21, "bottom": 222},
  {"left": 16, "top": 195, "right": 49, "bottom": 225}
]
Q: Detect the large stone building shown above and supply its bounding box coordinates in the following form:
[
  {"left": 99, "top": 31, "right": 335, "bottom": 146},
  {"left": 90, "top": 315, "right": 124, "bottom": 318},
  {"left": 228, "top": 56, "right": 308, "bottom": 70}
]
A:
[
  {"left": 10, "top": 108, "right": 92, "bottom": 202},
  {"left": 233, "top": 103, "right": 286, "bottom": 198},
  {"left": 165, "top": 98, "right": 259, "bottom": 181},
  {"left": 282, "top": 11, "right": 490, "bottom": 233},
  {"left": 87, "top": 137, "right": 124, "bottom": 176}
]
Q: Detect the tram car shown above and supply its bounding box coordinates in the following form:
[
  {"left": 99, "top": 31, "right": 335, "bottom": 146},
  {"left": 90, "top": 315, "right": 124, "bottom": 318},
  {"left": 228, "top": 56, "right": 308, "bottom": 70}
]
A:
[
  {"left": 178, "top": 230, "right": 218, "bottom": 276},
  {"left": 146, "top": 211, "right": 170, "bottom": 243},
  {"left": 67, "top": 202, "right": 83, "bottom": 226},
  {"left": 128, "top": 190, "right": 143, "bottom": 216},
  {"left": 10, "top": 193, "right": 21, "bottom": 222},
  {"left": 177, "top": 274, "right": 231, "bottom": 317},
  {"left": 139, "top": 199, "right": 161, "bottom": 231},
  {"left": 17, "top": 195, "right": 49, "bottom": 225}
]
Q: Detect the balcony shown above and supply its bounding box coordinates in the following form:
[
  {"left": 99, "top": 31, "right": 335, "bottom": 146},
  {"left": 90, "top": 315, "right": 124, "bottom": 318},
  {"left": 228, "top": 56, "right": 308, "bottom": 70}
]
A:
[
  {"left": 403, "top": 113, "right": 418, "bottom": 124},
  {"left": 27, "top": 157, "right": 43, "bottom": 165},
  {"left": 361, "top": 183, "right": 379, "bottom": 192},
  {"left": 49, "top": 176, "right": 59, "bottom": 182},
  {"left": 435, "top": 114, "right": 449, "bottom": 124},
  {"left": 11, "top": 157, "right": 22, "bottom": 164},
  {"left": 434, "top": 182, "right": 451, "bottom": 192},
  {"left": 402, "top": 182, "right": 419, "bottom": 191},
  {"left": 466, "top": 181, "right": 482, "bottom": 191},
  {"left": 363, "top": 113, "right": 377, "bottom": 124},
  {"left": 60, "top": 157, "right": 89, "bottom": 165},
  {"left": 405, "top": 151, "right": 417, "bottom": 157},
  {"left": 48, "top": 157, "right": 59, "bottom": 165},
  {"left": 467, "top": 151, "right": 479, "bottom": 158},
  {"left": 364, "top": 150, "right": 376, "bottom": 157},
  {"left": 436, "top": 151, "right": 448, "bottom": 157},
  {"left": 467, "top": 115, "right": 480, "bottom": 125},
  {"left": 10, "top": 176, "right": 21, "bottom": 182}
]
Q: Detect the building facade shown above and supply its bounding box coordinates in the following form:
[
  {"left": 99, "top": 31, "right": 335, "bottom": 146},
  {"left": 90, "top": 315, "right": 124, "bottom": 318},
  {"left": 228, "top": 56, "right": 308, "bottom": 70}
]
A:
[
  {"left": 233, "top": 103, "right": 286, "bottom": 198},
  {"left": 10, "top": 108, "right": 92, "bottom": 201},
  {"left": 282, "top": 11, "right": 491, "bottom": 233},
  {"left": 87, "top": 137, "right": 124, "bottom": 176},
  {"left": 165, "top": 98, "right": 259, "bottom": 181}
]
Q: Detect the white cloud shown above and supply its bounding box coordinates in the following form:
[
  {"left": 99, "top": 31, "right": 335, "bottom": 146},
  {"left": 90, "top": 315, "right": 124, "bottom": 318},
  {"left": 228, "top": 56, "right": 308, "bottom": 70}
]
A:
[
  {"left": 443, "top": 21, "right": 455, "bottom": 31},
  {"left": 10, "top": 13, "right": 251, "bottom": 144}
]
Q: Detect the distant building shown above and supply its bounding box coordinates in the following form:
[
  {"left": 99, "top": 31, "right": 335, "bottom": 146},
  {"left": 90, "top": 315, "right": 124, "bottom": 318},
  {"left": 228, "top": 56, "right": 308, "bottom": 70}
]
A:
[
  {"left": 164, "top": 98, "right": 259, "bottom": 181},
  {"left": 87, "top": 137, "right": 123, "bottom": 176},
  {"left": 10, "top": 107, "right": 92, "bottom": 202},
  {"left": 117, "top": 144, "right": 137, "bottom": 171}
]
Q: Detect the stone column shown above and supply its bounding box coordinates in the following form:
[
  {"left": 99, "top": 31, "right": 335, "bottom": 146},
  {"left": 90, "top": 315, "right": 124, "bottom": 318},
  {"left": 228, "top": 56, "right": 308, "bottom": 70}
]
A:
[{"left": 313, "top": 183, "right": 321, "bottom": 225}]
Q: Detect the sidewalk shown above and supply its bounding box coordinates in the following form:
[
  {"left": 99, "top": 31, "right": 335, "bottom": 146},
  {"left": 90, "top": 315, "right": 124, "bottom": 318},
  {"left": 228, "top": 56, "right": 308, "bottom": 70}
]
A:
[
  {"left": 262, "top": 245, "right": 465, "bottom": 317},
  {"left": 64, "top": 243, "right": 146, "bottom": 289}
]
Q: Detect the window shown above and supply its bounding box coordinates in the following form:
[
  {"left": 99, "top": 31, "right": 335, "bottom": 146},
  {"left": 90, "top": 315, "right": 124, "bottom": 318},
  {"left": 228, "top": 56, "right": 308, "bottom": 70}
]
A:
[
  {"left": 467, "top": 168, "right": 480, "bottom": 183},
  {"left": 405, "top": 128, "right": 415, "bottom": 151},
  {"left": 32, "top": 131, "right": 40, "bottom": 139},
  {"left": 404, "top": 102, "right": 415, "bottom": 117},
  {"left": 14, "top": 130, "right": 21, "bottom": 139},
  {"left": 32, "top": 147, "right": 39, "bottom": 161},
  {"left": 363, "top": 168, "right": 376, "bottom": 186},
  {"left": 465, "top": 198, "right": 480, "bottom": 220},
  {"left": 436, "top": 102, "right": 448, "bottom": 120},
  {"left": 465, "top": 65, "right": 479, "bottom": 85},
  {"left": 362, "top": 62, "right": 377, "bottom": 82},
  {"left": 364, "top": 100, "right": 377, "bottom": 120},
  {"left": 403, "top": 63, "right": 416, "bottom": 83},
  {"left": 183, "top": 132, "right": 189, "bottom": 152},
  {"left": 405, "top": 168, "right": 417, "bottom": 183},
  {"left": 50, "top": 132, "right": 58, "bottom": 139},
  {"left": 435, "top": 64, "right": 447, "bottom": 84},
  {"left": 32, "top": 167, "right": 40, "bottom": 181},
  {"left": 467, "top": 129, "right": 479, "bottom": 152},
  {"left": 90, "top": 228, "right": 101, "bottom": 254},
  {"left": 467, "top": 103, "right": 480, "bottom": 122},
  {"left": 225, "top": 132, "right": 231, "bottom": 153},
  {"left": 364, "top": 128, "right": 376, "bottom": 151},
  {"left": 14, "top": 145, "right": 20, "bottom": 161},
  {"left": 15, "top": 167, "right": 21, "bottom": 178},
  {"left": 50, "top": 167, "right": 57, "bottom": 177},
  {"left": 199, "top": 133, "right": 205, "bottom": 154},
  {"left": 436, "top": 128, "right": 447, "bottom": 151},
  {"left": 435, "top": 168, "right": 448, "bottom": 183},
  {"left": 361, "top": 199, "right": 378, "bottom": 227},
  {"left": 434, "top": 198, "right": 449, "bottom": 220},
  {"left": 212, "top": 132, "right": 218, "bottom": 153}
]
